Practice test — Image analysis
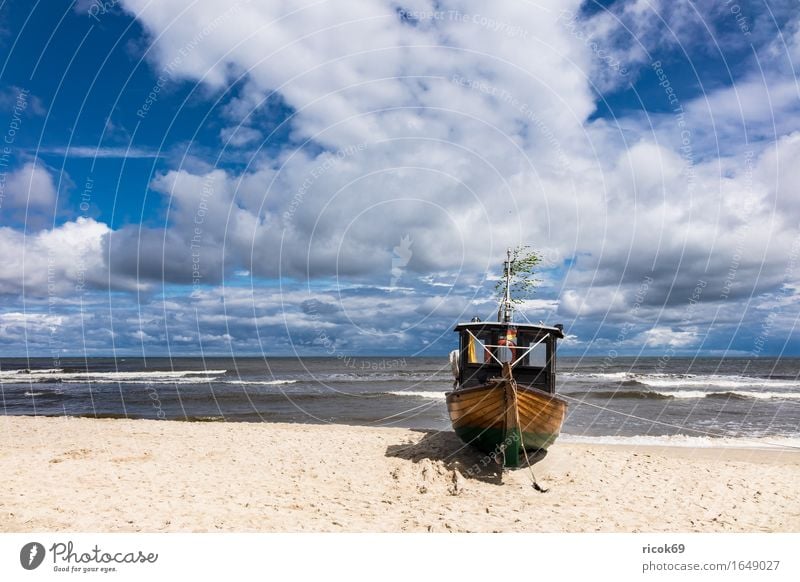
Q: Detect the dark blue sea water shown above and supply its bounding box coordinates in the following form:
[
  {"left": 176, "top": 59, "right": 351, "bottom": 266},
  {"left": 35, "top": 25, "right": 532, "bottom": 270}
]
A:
[{"left": 2, "top": 356, "right": 799, "bottom": 447}]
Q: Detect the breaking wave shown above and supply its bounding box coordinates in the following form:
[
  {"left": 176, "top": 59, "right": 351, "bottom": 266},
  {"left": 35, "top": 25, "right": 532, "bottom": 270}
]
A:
[
  {"left": 566, "top": 388, "right": 800, "bottom": 401},
  {"left": 0, "top": 369, "right": 226, "bottom": 384},
  {"left": 386, "top": 390, "right": 447, "bottom": 400}
]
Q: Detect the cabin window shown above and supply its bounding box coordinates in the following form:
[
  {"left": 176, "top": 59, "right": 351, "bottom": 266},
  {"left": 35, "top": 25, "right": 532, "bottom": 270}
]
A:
[
  {"left": 516, "top": 333, "right": 548, "bottom": 368},
  {"left": 466, "top": 331, "right": 491, "bottom": 364},
  {"left": 526, "top": 341, "right": 547, "bottom": 367},
  {"left": 462, "top": 329, "right": 553, "bottom": 368}
]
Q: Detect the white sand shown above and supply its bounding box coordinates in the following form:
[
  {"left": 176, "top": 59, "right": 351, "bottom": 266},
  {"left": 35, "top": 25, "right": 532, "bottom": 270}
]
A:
[{"left": 1, "top": 416, "right": 798, "bottom": 532}]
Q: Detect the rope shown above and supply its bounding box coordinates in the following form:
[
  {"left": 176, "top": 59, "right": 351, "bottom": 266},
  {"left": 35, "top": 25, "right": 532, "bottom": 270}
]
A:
[{"left": 508, "top": 375, "right": 549, "bottom": 492}]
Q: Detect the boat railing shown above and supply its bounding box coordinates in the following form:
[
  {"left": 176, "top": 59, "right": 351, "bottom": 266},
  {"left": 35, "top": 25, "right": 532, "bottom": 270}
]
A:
[{"left": 464, "top": 329, "right": 549, "bottom": 369}]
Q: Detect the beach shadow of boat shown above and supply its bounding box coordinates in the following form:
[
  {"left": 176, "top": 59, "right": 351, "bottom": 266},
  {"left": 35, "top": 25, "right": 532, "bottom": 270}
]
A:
[{"left": 385, "top": 429, "right": 548, "bottom": 486}]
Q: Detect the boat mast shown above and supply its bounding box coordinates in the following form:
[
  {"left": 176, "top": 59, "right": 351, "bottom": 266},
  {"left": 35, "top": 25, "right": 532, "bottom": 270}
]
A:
[{"left": 498, "top": 247, "right": 514, "bottom": 323}]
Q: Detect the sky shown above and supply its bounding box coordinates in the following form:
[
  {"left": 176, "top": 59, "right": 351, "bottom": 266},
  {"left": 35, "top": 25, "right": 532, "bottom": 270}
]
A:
[{"left": 0, "top": 0, "right": 798, "bottom": 358}]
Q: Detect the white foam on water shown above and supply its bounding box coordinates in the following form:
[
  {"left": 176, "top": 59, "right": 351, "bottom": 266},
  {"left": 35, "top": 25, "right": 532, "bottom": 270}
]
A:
[
  {"left": 321, "top": 373, "right": 450, "bottom": 382},
  {"left": 726, "top": 390, "right": 800, "bottom": 400},
  {"left": 639, "top": 389, "right": 800, "bottom": 400},
  {"left": 653, "top": 390, "right": 710, "bottom": 399},
  {"left": 387, "top": 390, "right": 447, "bottom": 400},
  {"left": 638, "top": 375, "right": 799, "bottom": 389},
  {"left": 560, "top": 433, "right": 800, "bottom": 449},
  {"left": 62, "top": 377, "right": 222, "bottom": 384},
  {"left": 225, "top": 380, "right": 299, "bottom": 386},
  {"left": 562, "top": 372, "right": 633, "bottom": 381},
  {"left": 0, "top": 368, "right": 65, "bottom": 375},
  {"left": 0, "top": 369, "right": 227, "bottom": 383},
  {"left": 65, "top": 370, "right": 227, "bottom": 379},
  {"left": 563, "top": 371, "right": 799, "bottom": 390}
]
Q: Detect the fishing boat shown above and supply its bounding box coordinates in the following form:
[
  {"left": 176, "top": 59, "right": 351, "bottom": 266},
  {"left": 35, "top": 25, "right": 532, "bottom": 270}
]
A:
[{"left": 446, "top": 250, "right": 567, "bottom": 468}]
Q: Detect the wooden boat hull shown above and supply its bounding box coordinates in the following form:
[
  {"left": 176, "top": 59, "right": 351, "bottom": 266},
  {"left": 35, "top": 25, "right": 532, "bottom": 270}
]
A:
[{"left": 445, "top": 380, "right": 566, "bottom": 467}]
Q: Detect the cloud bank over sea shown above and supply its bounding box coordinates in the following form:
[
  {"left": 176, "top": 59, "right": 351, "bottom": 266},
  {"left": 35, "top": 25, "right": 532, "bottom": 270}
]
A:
[{"left": 0, "top": 1, "right": 798, "bottom": 356}]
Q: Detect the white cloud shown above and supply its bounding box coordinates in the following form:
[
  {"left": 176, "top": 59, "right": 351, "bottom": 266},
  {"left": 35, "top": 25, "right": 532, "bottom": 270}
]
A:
[
  {"left": 120, "top": 0, "right": 592, "bottom": 149},
  {"left": 0, "top": 217, "right": 111, "bottom": 295},
  {"left": 560, "top": 287, "right": 627, "bottom": 317},
  {"left": 219, "top": 126, "right": 263, "bottom": 147},
  {"left": 37, "top": 146, "right": 164, "bottom": 158},
  {"left": 640, "top": 326, "right": 699, "bottom": 348},
  {"left": 0, "top": 312, "right": 63, "bottom": 340},
  {"left": 517, "top": 298, "right": 560, "bottom": 315},
  {"left": 2, "top": 161, "right": 58, "bottom": 211},
  {"left": 753, "top": 131, "right": 800, "bottom": 215},
  {"left": 4, "top": 1, "right": 800, "bottom": 355},
  {"left": 103, "top": 1, "right": 800, "bottom": 339}
]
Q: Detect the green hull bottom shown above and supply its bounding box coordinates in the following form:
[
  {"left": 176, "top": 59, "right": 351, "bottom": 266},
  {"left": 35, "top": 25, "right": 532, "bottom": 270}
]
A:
[{"left": 454, "top": 425, "right": 558, "bottom": 468}]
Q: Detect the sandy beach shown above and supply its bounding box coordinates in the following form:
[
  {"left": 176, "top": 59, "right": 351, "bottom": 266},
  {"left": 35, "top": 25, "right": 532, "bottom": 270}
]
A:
[{"left": 1, "top": 415, "right": 798, "bottom": 533}]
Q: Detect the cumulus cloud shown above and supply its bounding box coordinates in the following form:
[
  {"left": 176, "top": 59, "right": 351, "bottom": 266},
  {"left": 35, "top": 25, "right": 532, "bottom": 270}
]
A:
[
  {"left": 109, "top": 0, "right": 596, "bottom": 286},
  {"left": 219, "top": 126, "right": 263, "bottom": 147},
  {"left": 85, "top": 1, "right": 793, "bottom": 350},
  {"left": 1, "top": 161, "right": 58, "bottom": 223},
  {"left": 5, "top": 1, "right": 800, "bottom": 354},
  {"left": 0, "top": 312, "right": 64, "bottom": 343},
  {"left": 0, "top": 218, "right": 110, "bottom": 296},
  {"left": 640, "top": 326, "right": 700, "bottom": 348}
]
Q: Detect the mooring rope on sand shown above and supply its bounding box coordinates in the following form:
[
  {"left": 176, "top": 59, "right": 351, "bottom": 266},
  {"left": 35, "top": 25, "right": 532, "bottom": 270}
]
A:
[{"left": 508, "top": 377, "right": 549, "bottom": 492}]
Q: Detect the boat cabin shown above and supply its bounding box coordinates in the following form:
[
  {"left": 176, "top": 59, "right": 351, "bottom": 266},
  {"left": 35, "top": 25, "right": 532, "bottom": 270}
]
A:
[{"left": 453, "top": 321, "right": 564, "bottom": 393}]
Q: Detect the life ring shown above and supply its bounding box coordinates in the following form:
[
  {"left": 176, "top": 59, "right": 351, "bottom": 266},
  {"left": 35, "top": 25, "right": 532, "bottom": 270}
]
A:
[
  {"left": 484, "top": 337, "right": 517, "bottom": 362},
  {"left": 497, "top": 337, "right": 517, "bottom": 360}
]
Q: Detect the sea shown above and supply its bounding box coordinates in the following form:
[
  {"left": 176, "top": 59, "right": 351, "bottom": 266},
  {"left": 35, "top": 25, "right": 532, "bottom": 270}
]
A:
[{"left": 2, "top": 356, "right": 799, "bottom": 448}]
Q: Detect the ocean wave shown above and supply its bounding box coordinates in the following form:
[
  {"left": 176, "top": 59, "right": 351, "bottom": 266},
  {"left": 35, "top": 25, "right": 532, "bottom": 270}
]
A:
[
  {"left": 638, "top": 376, "right": 799, "bottom": 389},
  {"left": 0, "top": 368, "right": 64, "bottom": 376},
  {"left": 386, "top": 390, "right": 446, "bottom": 400},
  {"left": 560, "top": 434, "right": 800, "bottom": 449},
  {"left": 225, "top": 380, "right": 299, "bottom": 386},
  {"left": 0, "top": 369, "right": 226, "bottom": 384},
  {"left": 320, "top": 372, "right": 451, "bottom": 382},
  {"left": 566, "top": 388, "right": 800, "bottom": 401},
  {"left": 562, "top": 372, "right": 634, "bottom": 381},
  {"left": 562, "top": 371, "right": 800, "bottom": 390},
  {"left": 708, "top": 391, "right": 800, "bottom": 401},
  {"left": 67, "top": 370, "right": 228, "bottom": 379},
  {"left": 619, "top": 379, "right": 648, "bottom": 388},
  {"left": 567, "top": 389, "right": 675, "bottom": 400},
  {"left": 0, "top": 377, "right": 63, "bottom": 385},
  {"left": 62, "top": 377, "right": 222, "bottom": 385}
]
